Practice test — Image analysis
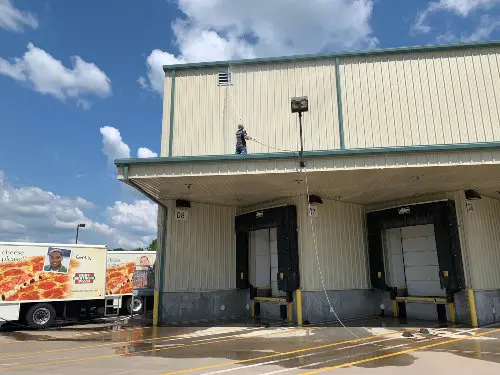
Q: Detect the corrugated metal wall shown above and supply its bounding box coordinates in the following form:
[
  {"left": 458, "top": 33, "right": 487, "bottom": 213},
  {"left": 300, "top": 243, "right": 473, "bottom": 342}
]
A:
[
  {"left": 228, "top": 61, "right": 340, "bottom": 154},
  {"left": 300, "top": 198, "right": 370, "bottom": 291},
  {"left": 164, "top": 200, "right": 236, "bottom": 292},
  {"left": 170, "top": 60, "right": 340, "bottom": 157},
  {"left": 161, "top": 75, "right": 173, "bottom": 157},
  {"left": 172, "top": 69, "right": 227, "bottom": 157},
  {"left": 461, "top": 195, "right": 500, "bottom": 290},
  {"left": 164, "top": 45, "right": 500, "bottom": 157},
  {"left": 341, "top": 47, "right": 500, "bottom": 148},
  {"left": 239, "top": 196, "right": 370, "bottom": 291}
]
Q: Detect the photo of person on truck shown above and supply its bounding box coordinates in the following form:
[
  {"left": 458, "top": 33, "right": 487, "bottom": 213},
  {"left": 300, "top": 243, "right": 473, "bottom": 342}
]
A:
[
  {"left": 43, "top": 247, "right": 71, "bottom": 273},
  {"left": 139, "top": 255, "right": 150, "bottom": 267}
]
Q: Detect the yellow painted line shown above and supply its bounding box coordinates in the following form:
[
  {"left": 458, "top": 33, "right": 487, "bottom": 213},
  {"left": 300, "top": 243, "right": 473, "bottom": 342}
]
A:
[
  {"left": 301, "top": 327, "right": 500, "bottom": 375},
  {"left": 0, "top": 326, "right": 307, "bottom": 371},
  {"left": 159, "top": 327, "right": 425, "bottom": 375},
  {"left": 0, "top": 326, "right": 259, "bottom": 359}
]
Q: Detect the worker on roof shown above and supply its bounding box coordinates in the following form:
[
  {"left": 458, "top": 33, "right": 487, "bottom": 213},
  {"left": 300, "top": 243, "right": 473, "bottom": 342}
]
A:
[{"left": 236, "top": 124, "right": 252, "bottom": 155}]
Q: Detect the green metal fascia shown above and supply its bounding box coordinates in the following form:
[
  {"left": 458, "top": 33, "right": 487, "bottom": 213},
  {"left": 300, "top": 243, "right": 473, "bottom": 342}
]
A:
[
  {"left": 162, "top": 40, "right": 500, "bottom": 72},
  {"left": 114, "top": 141, "right": 500, "bottom": 166},
  {"left": 168, "top": 70, "right": 176, "bottom": 157},
  {"left": 335, "top": 57, "right": 345, "bottom": 149}
]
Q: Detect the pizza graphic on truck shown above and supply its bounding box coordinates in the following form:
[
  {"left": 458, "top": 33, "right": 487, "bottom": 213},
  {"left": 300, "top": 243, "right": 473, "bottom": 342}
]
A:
[
  {"left": 105, "top": 252, "right": 156, "bottom": 296},
  {"left": 0, "top": 245, "right": 106, "bottom": 302}
]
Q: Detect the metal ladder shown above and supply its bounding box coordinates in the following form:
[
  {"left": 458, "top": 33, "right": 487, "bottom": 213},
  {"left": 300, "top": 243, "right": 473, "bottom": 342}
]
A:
[{"left": 104, "top": 297, "right": 120, "bottom": 317}]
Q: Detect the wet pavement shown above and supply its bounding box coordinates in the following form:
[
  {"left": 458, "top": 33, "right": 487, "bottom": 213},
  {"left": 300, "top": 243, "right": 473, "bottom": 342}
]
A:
[{"left": 1, "top": 318, "right": 500, "bottom": 374}]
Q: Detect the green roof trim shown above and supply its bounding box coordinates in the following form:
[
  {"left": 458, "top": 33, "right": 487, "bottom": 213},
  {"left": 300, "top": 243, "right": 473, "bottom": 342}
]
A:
[
  {"left": 115, "top": 141, "right": 500, "bottom": 166},
  {"left": 162, "top": 40, "right": 500, "bottom": 72}
]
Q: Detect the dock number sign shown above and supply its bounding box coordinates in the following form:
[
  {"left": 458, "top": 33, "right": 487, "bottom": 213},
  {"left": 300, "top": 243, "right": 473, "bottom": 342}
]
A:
[{"left": 175, "top": 208, "right": 189, "bottom": 221}]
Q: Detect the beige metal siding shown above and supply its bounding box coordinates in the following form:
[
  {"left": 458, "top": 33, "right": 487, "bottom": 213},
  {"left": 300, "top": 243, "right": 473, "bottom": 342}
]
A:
[
  {"left": 239, "top": 196, "right": 370, "bottom": 291},
  {"left": 161, "top": 75, "right": 173, "bottom": 157},
  {"left": 170, "top": 60, "right": 340, "bottom": 156},
  {"left": 172, "top": 69, "right": 227, "bottom": 156},
  {"left": 164, "top": 200, "right": 236, "bottom": 291},
  {"left": 341, "top": 47, "right": 500, "bottom": 148},
  {"left": 300, "top": 198, "right": 369, "bottom": 291},
  {"left": 461, "top": 195, "right": 500, "bottom": 290}
]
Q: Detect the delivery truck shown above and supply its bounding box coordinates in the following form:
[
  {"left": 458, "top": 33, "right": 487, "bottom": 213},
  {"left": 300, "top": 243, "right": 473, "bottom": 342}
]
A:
[{"left": 0, "top": 242, "right": 156, "bottom": 329}]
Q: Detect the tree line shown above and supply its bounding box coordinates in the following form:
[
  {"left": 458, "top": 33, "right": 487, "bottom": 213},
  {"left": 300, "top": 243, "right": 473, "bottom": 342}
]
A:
[{"left": 110, "top": 238, "right": 157, "bottom": 252}]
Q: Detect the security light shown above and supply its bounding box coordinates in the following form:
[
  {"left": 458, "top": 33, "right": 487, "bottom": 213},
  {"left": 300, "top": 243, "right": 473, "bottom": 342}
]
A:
[
  {"left": 290, "top": 96, "right": 309, "bottom": 168},
  {"left": 291, "top": 96, "right": 309, "bottom": 113},
  {"left": 464, "top": 189, "right": 481, "bottom": 200}
]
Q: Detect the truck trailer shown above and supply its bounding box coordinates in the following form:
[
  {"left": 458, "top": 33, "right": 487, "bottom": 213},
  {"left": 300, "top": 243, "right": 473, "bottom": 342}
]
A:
[{"left": 0, "top": 242, "right": 156, "bottom": 329}]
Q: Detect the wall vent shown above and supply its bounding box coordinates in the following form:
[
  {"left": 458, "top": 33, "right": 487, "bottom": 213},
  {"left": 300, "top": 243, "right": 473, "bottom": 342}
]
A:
[{"left": 217, "top": 71, "right": 231, "bottom": 86}]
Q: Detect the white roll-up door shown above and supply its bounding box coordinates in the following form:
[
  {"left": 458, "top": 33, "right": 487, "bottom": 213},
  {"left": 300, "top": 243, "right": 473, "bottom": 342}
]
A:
[{"left": 401, "top": 224, "right": 444, "bottom": 297}]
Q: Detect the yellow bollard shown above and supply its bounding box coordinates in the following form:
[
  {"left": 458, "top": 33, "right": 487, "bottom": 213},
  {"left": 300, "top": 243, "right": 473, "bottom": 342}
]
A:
[
  {"left": 288, "top": 302, "right": 293, "bottom": 323},
  {"left": 392, "top": 300, "right": 399, "bottom": 318},
  {"left": 153, "top": 290, "right": 159, "bottom": 326},
  {"left": 295, "top": 289, "right": 303, "bottom": 326},
  {"left": 468, "top": 288, "right": 478, "bottom": 328},
  {"left": 448, "top": 302, "right": 456, "bottom": 325}
]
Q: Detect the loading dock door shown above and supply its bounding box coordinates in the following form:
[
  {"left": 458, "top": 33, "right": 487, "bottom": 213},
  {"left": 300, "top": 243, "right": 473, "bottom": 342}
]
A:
[
  {"left": 383, "top": 224, "right": 444, "bottom": 297},
  {"left": 401, "top": 225, "right": 444, "bottom": 297},
  {"left": 249, "top": 228, "right": 285, "bottom": 297},
  {"left": 383, "top": 224, "right": 445, "bottom": 321}
]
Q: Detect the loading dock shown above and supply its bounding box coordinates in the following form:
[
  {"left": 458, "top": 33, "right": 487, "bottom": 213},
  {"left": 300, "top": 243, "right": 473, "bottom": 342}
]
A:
[
  {"left": 235, "top": 205, "right": 299, "bottom": 322},
  {"left": 368, "top": 200, "right": 465, "bottom": 323}
]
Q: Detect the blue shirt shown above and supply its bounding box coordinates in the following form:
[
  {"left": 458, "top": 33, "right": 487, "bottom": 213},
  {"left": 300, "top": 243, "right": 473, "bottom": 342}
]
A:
[{"left": 236, "top": 129, "right": 247, "bottom": 147}]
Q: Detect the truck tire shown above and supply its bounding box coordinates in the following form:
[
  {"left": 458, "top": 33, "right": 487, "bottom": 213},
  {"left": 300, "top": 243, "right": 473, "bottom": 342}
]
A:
[
  {"left": 126, "top": 296, "right": 144, "bottom": 315},
  {"left": 25, "top": 303, "right": 56, "bottom": 329}
]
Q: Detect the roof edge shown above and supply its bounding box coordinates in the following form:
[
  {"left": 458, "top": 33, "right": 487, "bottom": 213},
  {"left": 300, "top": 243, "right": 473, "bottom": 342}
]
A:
[
  {"left": 162, "top": 39, "right": 500, "bottom": 72},
  {"left": 114, "top": 141, "right": 500, "bottom": 166}
]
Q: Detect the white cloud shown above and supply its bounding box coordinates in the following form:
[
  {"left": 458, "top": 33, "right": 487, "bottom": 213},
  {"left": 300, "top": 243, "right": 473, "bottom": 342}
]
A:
[
  {"left": 100, "top": 126, "right": 131, "bottom": 164},
  {"left": 0, "top": 0, "right": 38, "bottom": 32},
  {"left": 413, "top": 0, "right": 500, "bottom": 34},
  {"left": 139, "top": 0, "right": 378, "bottom": 94},
  {"left": 0, "top": 170, "right": 156, "bottom": 249},
  {"left": 137, "top": 147, "right": 158, "bottom": 158},
  {"left": 0, "top": 42, "right": 111, "bottom": 106},
  {"left": 100, "top": 126, "right": 158, "bottom": 163},
  {"left": 106, "top": 200, "right": 157, "bottom": 248},
  {"left": 436, "top": 14, "right": 500, "bottom": 42}
]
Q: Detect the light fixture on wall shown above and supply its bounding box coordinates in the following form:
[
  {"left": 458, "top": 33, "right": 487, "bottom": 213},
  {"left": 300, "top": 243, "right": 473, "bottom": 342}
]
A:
[
  {"left": 176, "top": 199, "right": 191, "bottom": 208},
  {"left": 290, "top": 96, "right": 309, "bottom": 168},
  {"left": 465, "top": 189, "right": 481, "bottom": 200},
  {"left": 308, "top": 195, "right": 323, "bottom": 205}
]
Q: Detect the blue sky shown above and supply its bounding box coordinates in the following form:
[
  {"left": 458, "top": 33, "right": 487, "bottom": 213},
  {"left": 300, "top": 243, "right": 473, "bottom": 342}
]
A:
[{"left": 1, "top": 0, "right": 500, "bottom": 248}]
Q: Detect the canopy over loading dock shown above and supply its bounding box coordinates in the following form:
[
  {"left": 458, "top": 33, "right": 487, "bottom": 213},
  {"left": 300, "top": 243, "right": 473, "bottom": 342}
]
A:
[{"left": 116, "top": 145, "right": 500, "bottom": 327}]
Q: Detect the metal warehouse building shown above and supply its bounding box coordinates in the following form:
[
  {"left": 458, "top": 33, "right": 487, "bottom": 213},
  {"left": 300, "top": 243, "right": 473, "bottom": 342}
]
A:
[{"left": 115, "top": 40, "right": 500, "bottom": 328}]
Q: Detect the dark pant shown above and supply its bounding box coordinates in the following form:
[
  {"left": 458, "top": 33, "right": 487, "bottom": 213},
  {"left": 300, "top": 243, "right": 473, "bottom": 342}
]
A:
[{"left": 235, "top": 145, "right": 247, "bottom": 154}]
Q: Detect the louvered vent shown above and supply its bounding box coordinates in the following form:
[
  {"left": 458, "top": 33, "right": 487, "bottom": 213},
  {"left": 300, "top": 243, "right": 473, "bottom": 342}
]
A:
[{"left": 217, "top": 71, "right": 231, "bottom": 85}]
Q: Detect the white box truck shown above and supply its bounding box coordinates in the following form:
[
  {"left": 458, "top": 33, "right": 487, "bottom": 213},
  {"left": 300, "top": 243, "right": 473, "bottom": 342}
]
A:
[{"left": 0, "top": 242, "right": 156, "bottom": 329}]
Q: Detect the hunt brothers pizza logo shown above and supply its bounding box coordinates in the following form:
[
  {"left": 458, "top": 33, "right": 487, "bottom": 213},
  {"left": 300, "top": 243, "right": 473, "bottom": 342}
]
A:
[{"left": 73, "top": 273, "right": 96, "bottom": 284}]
